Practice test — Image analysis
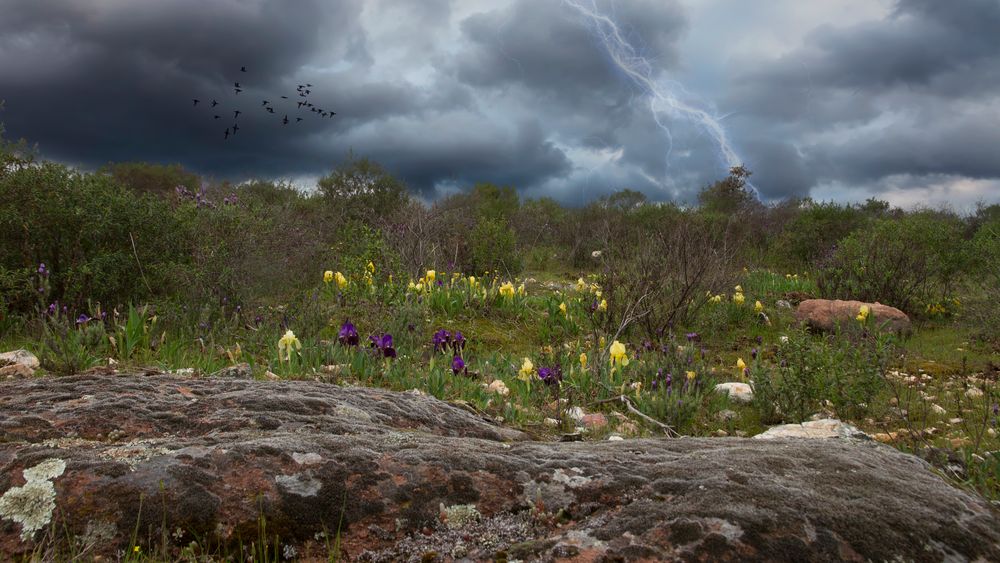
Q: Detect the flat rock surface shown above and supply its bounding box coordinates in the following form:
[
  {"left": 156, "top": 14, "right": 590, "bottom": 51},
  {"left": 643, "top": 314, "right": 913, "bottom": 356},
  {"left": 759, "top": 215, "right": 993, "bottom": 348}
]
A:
[{"left": 2, "top": 374, "right": 999, "bottom": 561}]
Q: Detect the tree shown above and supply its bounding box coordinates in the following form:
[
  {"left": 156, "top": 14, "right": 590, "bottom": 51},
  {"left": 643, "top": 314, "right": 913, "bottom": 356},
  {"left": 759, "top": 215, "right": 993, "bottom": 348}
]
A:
[
  {"left": 317, "top": 155, "right": 408, "bottom": 222},
  {"left": 697, "top": 165, "right": 757, "bottom": 215}
]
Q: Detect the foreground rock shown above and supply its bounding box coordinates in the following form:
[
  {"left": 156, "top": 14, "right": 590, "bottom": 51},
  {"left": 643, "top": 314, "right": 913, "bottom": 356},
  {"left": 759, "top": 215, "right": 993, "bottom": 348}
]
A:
[
  {"left": 2, "top": 375, "right": 999, "bottom": 561},
  {"left": 714, "top": 382, "right": 753, "bottom": 403},
  {"left": 754, "top": 419, "right": 870, "bottom": 441},
  {"left": 795, "top": 298, "right": 911, "bottom": 333}
]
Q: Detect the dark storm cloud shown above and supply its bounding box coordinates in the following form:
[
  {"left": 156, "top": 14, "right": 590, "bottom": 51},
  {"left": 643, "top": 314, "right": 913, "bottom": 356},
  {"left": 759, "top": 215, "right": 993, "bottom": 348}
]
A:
[{"left": 724, "top": 0, "right": 1000, "bottom": 201}]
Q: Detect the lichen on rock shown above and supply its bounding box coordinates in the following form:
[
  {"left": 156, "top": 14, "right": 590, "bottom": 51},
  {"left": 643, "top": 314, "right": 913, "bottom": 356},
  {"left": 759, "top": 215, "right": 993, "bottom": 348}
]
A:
[{"left": 0, "top": 458, "right": 66, "bottom": 540}]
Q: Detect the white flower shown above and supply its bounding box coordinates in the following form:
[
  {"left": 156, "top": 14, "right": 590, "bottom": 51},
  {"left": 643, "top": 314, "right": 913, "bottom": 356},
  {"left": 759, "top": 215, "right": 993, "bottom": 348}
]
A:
[{"left": 591, "top": 250, "right": 602, "bottom": 258}]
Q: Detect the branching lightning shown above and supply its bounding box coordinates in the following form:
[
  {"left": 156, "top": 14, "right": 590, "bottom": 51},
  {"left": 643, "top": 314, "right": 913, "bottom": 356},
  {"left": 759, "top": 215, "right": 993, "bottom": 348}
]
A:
[{"left": 564, "top": 0, "right": 750, "bottom": 190}]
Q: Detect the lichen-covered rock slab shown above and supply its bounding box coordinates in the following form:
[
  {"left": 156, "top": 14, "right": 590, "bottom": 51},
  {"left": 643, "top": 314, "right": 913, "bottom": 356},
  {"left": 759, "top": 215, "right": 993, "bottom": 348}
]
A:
[{"left": 1, "top": 374, "right": 998, "bottom": 561}]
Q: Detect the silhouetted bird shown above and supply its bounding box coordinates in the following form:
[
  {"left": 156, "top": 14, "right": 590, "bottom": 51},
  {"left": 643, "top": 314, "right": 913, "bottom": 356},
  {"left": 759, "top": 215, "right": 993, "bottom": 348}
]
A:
[
  {"left": 214, "top": 115, "right": 221, "bottom": 119},
  {"left": 282, "top": 115, "right": 289, "bottom": 125},
  {"left": 233, "top": 110, "right": 241, "bottom": 119},
  {"left": 297, "top": 102, "right": 304, "bottom": 108},
  {"left": 329, "top": 112, "right": 336, "bottom": 117},
  {"left": 280, "top": 95, "right": 288, "bottom": 99},
  {"left": 192, "top": 99, "right": 200, "bottom": 106},
  {"left": 240, "top": 66, "right": 247, "bottom": 72},
  {"left": 211, "top": 100, "right": 218, "bottom": 107},
  {"left": 233, "top": 123, "right": 240, "bottom": 132},
  {"left": 267, "top": 107, "right": 275, "bottom": 113},
  {"left": 304, "top": 90, "right": 311, "bottom": 95},
  {"left": 296, "top": 117, "right": 303, "bottom": 122},
  {"left": 224, "top": 128, "right": 230, "bottom": 139},
  {"left": 262, "top": 100, "right": 269, "bottom": 106},
  {"left": 306, "top": 83, "right": 312, "bottom": 87},
  {"left": 234, "top": 82, "right": 240, "bottom": 88},
  {"left": 234, "top": 88, "right": 242, "bottom": 94}
]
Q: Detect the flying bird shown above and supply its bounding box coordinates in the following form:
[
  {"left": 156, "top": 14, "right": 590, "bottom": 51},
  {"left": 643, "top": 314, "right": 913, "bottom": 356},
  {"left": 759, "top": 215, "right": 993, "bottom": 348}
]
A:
[
  {"left": 280, "top": 95, "right": 288, "bottom": 99},
  {"left": 234, "top": 88, "right": 242, "bottom": 94},
  {"left": 211, "top": 100, "right": 218, "bottom": 107},
  {"left": 296, "top": 117, "right": 303, "bottom": 122},
  {"left": 240, "top": 66, "right": 247, "bottom": 72},
  {"left": 192, "top": 99, "right": 200, "bottom": 106},
  {"left": 233, "top": 123, "right": 240, "bottom": 132},
  {"left": 234, "top": 82, "right": 240, "bottom": 88},
  {"left": 214, "top": 115, "right": 221, "bottom": 119},
  {"left": 306, "top": 83, "right": 312, "bottom": 87},
  {"left": 262, "top": 100, "right": 269, "bottom": 106},
  {"left": 224, "top": 128, "right": 230, "bottom": 139},
  {"left": 266, "top": 107, "right": 275, "bottom": 113},
  {"left": 282, "top": 115, "right": 289, "bottom": 125},
  {"left": 233, "top": 110, "right": 242, "bottom": 119}
]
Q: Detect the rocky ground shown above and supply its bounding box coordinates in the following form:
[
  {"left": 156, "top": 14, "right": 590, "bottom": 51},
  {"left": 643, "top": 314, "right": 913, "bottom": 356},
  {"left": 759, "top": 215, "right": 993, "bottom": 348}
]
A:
[{"left": 2, "top": 373, "right": 999, "bottom": 561}]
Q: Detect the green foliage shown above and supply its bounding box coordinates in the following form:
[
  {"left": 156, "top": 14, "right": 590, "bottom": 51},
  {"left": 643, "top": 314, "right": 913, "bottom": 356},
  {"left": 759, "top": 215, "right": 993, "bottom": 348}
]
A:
[
  {"left": 751, "top": 329, "right": 892, "bottom": 424},
  {"left": 816, "top": 212, "right": 968, "bottom": 314},
  {"left": 0, "top": 162, "right": 190, "bottom": 311},
  {"left": 696, "top": 165, "right": 757, "bottom": 215},
  {"left": 469, "top": 216, "right": 522, "bottom": 275},
  {"left": 100, "top": 161, "right": 201, "bottom": 198},
  {"left": 317, "top": 154, "right": 408, "bottom": 222},
  {"left": 776, "top": 201, "right": 870, "bottom": 267}
]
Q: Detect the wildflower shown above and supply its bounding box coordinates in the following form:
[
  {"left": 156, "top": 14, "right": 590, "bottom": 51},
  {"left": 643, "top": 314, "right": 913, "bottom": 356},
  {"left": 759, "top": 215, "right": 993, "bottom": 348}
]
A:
[
  {"left": 432, "top": 329, "right": 451, "bottom": 352},
  {"left": 518, "top": 357, "right": 534, "bottom": 381},
  {"left": 856, "top": 305, "right": 870, "bottom": 322},
  {"left": 754, "top": 300, "right": 763, "bottom": 313},
  {"left": 591, "top": 250, "right": 602, "bottom": 258},
  {"left": 709, "top": 294, "right": 723, "bottom": 304},
  {"left": 576, "top": 278, "right": 587, "bottom": 292},
  {"left": 38, "top": 263, "right": 48, "bottom": 276},
  {"left": 451, "top": 355, "right": 466, "bottom": 375},
  {"left": 76, "top": 314, "right": 91, "bottom": 325},
  {"left": 452, "top": 331, "right": 466, "bottom": 353},
  {"left": 426, "top": 270, "right": 436, "bottom": 284},
  {"left": 685, "top": 332, "right": 699, "bottom": 342},
  {"left": 369, "top": 333, "right": 397, "bottom": 359},
  {"left": 631, "top": 381, "right": 642, "bottom": 398},
  {"left": 598, "top": 299, "right": 608, "bottom": 312},
  {"left": 732, "top": 292, "right": 745, "bottom": 305},
  {"left": 47, "top": 303, "right": 57, "bottom": 316},
  {"left": 559, "top": 302, "right": 568, "bottom": 316},
  {"left": 468, "top": 275, "right": 476, "bottom": 287},
  {"left": 751, "top": 347, "right": 758, "bottom": 360},
  {"left": 609, "top": 340, "right": 629, "bottom": 367},
  {"left": 334, "top": 271, "right": 348, "bottom": 289},
  {"left": 785, "top": 273, "right": 792, "bottom": 279},
  {"left": 323, "top": 270, "right": 334, "bottom": 284},
  {"left": 686, "top": 370, "right": 697, "bottom": 381},
  {"left": 367, "top": 261, "right": 375, "bottom": 274},
  {"left": 735, "top": 357, "right": 746, "bottom": 371},
  {"left": 278, "top": 330, "right": 301, "bottom": 361},
  {"left": 599, "top": 336, "right": 606, "bottom": 349},
  {"left": 499, "top": 281, "right": 515, "bottom": 298},
  {"left": 517, "top": 283, "right": 526, "bottom": 296},
  {"left": 338, "top": 321, "right": 359, "bottom": 346},
  {"left": 133, "top": 546, "right": 141, "bottom": 553},
  {"left": 538, "top": 366, "right": 563, "bottom": 386},
  {"left": 735, "top": 285, "right": 743, "bottom": 293},
  {"left": 579, "top": 352, "right": 588, "bottom": 370}
]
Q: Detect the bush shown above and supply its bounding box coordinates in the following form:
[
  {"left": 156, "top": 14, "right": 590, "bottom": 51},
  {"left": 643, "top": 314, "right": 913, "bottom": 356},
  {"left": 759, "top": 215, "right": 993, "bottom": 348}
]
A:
[
  {"left": 815, "top": 212, "right": 967, "bottom": 314},
  {"left": 751, "top": 329, "right": 892, "bottom": 424},
  {"left": 0, "top": 161, "right": 190, "bottom": 312},
  {"left": 966, "top": 218, "right": 1000, "bottom": 344},
  {"left": 469, "top": 217, "right": 521, "bottom": 275}
]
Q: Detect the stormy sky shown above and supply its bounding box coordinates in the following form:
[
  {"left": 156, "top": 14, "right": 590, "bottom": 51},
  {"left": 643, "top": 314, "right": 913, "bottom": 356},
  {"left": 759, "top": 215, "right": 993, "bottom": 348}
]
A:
[{"left": 1, "top": 0, "right": 998, "bottom": 208}]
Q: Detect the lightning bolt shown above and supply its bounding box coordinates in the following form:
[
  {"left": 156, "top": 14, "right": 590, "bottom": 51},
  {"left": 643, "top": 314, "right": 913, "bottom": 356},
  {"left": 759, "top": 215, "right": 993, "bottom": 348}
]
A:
[{"left": 564, "top": 0, "right": 752, "bottom": 193}]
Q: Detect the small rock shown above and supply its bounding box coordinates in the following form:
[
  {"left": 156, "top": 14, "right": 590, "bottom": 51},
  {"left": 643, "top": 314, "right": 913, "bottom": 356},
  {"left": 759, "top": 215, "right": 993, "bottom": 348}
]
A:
[
  {"left": 714, "top": 382, "right": 753, "bottom": 403},
  {"left": 775, "top": 300, "right": 792, "bottom": 309},
  {"left": 618, "top": 421, "right": 639, "bottom": 435},
  {"left": 171, "top": 368, "right": 196, "bottom": 377},
  {"left": 487, "top": 379, "right": 510, "bottom": 396},
  {"left": 713, "top": 429, "right": 729, "bottom": 437},
  {"left": 566, "top": 406, "right": 586, "bottom": 423},
  {"left": 965, "top": 388, "right": 984, "bottom": 399},
  {"left": 948, "top": 418, "right": 963, "bottom": 425},
  {"left": 607, "top": 435, "right": 624, "bottom": 441},
  {"left": 210, "top": 363, "right": 252, "bottom": 379},
  {"left": 543, "top": 418, "right": 559, "bottom": 427},
  {"left": 873, "top": 432, "right": 898, "bottom": 443},
  {"left": 0, "top": 363, "right": 35, "bottom": 379},
  {"left": 581, "top": 413, "right": 608, "bottom": 430},
  {"left": 930, "top": 404, "right": 947, "bottom": 415},
  {"left": 0, "top": 349, "right": 40, "bottom": 370},
  {"left": 264, "top": 371, "right": 280, "bottom": 381},
  {"left": 321, "top": 364, "right": 347, "bottom": 375},
  {"left": 754, "top": 419, "right": 870, "bottom": 440}
]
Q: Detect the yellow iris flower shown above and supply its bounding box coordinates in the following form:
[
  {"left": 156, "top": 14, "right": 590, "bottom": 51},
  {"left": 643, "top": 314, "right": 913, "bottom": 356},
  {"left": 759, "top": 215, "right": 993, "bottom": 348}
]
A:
[
  {"left": 754, "top": 300, "right": 764, "bottom": 313},
  {"left": 278, "top": 330, "right": 301, "bottom": 361},
  {"left": 335, "top": 272, "right": 347, "bottom": 289},
  {"left": 518, "top": 357, "right": 534, "bottom": 381},
  {"left": 609, "top": 340, "right": 629, "bottom": 367},
  {"left": 733, "top": 292, "right": 745, "bottom": 305},
  {"left": 323, "top": 270, "right": 333, "bottom": 284},
  {"left": 579, "top": 352, "right": 588, "bottom": 370}
]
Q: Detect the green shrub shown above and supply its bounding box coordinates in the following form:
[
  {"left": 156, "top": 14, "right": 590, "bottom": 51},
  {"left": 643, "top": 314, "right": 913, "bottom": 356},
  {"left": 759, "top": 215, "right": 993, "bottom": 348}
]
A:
[
  {"left": 815, "top": 212, "right": 967, "bottom": 314},
  {"left": 751, "top": 329, "right": 892, "bottom": 424},
  {"left": 0, "top": 162, "right": 190, "bottom": 312},
  {"left": 469, "top": 217, "right": 521, "bottom": 275}
]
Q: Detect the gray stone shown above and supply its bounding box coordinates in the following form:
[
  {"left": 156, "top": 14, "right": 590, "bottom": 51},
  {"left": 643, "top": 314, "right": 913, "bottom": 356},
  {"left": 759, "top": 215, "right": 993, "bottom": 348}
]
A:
[{"left": 0, "top": 375, "right": 997, "bottom": 561}]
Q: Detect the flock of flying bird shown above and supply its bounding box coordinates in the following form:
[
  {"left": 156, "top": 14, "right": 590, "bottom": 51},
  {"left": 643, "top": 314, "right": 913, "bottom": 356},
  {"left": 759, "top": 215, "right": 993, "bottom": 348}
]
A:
[{"left": 191, "top": 66, "right": 336, "bottom": 139}]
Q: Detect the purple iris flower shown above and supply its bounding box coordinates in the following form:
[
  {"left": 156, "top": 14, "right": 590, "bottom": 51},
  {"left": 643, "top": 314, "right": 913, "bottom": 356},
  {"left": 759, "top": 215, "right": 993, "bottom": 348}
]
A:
[
  {"left": 38, "top": 263, "right": 48, "bottom": 276},
  {"left": 432, "top": 329, "right": 451, "bottom": 353},
  {"left": 751, "top": 347, "right": 758, "bottom": 360},
  {"left": 665, "top": 372, "right": 673, "bottom": 391},
  {"left": 451, "top": 355, "right": 466, "bottom": 375},
  {"left": 47, "top": 303, "right": 57, "bottom": 316},
  {"left": 338, "top": 321, "right": 359, "bottom": 346},
  {"left": 452, "top": 331, "right": 466, "bottom": 352},
  {"left": 538, "top": 365, "right": 563, "bottom": 386},
  {"left": 369, "top": 333, "right": 396, "bottom": 358},
  {"left": 76, "top": 314, "right": 91, "bottom": 325},
  {"left": 685, "top": 332, "right": 699, "bottom": 342}
]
